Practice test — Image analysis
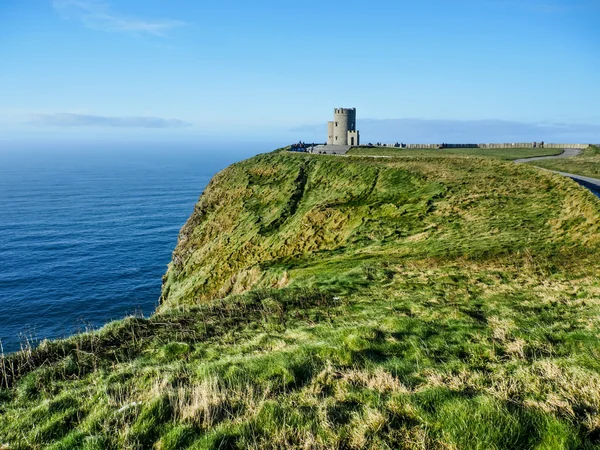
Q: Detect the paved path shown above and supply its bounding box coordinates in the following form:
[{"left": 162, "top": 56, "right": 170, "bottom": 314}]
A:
[
  {"left": 513, "top": 148, "right": 581, "bottom": 163},
  {"left": 514, "top": 148, "right": 600, "bottom": 195},
  {"left": 311, "top": 145, "right": 352, "bottom": 155},
  {"left": 556, "top": 171, "right": 600, "bottom": 193}
]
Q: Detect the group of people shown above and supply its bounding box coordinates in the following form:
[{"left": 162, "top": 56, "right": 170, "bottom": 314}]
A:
[
  {"left": 366, "top": 142, "right": 405, "bottom": 148},
  {"left": 292, "top": 140, "right": 548, "bottom": 152},
  {"left": 290, "top": 141, "right": 310, "bottom": 152}
]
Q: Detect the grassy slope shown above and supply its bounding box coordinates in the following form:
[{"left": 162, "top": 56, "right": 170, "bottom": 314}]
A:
[
  {"left": 527, "top": 145, "right": 600, "bottom": 179},
  {"left": 2, "top": 153, "right": 600, "bottom": 449},
  {"left": 347, "top": 146, "right": 564, "bottom": 160}
]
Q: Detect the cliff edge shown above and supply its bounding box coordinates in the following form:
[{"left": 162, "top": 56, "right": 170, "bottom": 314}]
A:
[
  {"left": 160, "top": 152, "right": 600, "bottom": 309},
  {"left": 3, "top": 151, "right": 600, "bottom": 449}
]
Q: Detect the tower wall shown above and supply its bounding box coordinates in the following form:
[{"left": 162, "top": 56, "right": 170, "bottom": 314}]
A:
[
  {"left": 327, "top": 121, "right": 334, "bottom": 145},
  {"left": 347, "top": 109, "right": 356, "bottom": 131},
  {"left": 333, "top": 108, "right": 354, "bottom": 145},
  {"left": 348, "top": 130, "right": 360, "bottom": 146}
]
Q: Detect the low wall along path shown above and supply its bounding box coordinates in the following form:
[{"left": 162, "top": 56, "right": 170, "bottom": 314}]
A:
[{"left": 311, "top": 143, "right": 590, "bottom": 155}]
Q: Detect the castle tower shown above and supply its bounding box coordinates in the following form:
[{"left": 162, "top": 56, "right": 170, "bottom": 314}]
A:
[
  {"left": 328, "top": 108, "right": 359, "bottom": 146},
  {"left": 327, "top": 121, "right": 334, "bottom": 145}
]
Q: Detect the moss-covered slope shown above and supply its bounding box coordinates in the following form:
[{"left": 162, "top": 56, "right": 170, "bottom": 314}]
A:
[
  {"left": 2, "top": 152, "right": 600, "bottom": 449},
  {"left": 161, "top": 152, "right": 599, "bottom": 308}
]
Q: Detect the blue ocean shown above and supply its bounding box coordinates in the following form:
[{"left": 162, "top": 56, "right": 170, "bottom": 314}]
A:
[{"left": 0, "top": 144, "right": 264, "bottom": 353}]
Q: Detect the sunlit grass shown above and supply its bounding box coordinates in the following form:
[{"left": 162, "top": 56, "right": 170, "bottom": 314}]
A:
[
  {"left": 1, "top": 152, "right": 600, "bottom": 449},
  {"left": 347, "top": 146, "right": 564, "bottom": 160}
]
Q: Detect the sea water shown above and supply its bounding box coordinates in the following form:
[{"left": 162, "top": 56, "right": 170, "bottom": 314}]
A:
[{"left": 0, "top": 143, "right": 265, "bottom": 353}]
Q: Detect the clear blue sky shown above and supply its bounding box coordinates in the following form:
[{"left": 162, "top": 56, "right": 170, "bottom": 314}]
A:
[{"left": 1, "top": 0, "right": 599, "bottom": 146}]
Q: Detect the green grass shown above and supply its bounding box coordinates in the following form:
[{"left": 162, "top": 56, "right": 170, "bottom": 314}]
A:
[
  {"left": 527, "top": 145, "right": 600, "bottom": 179},
  {"left": 1, "top": 152, "right": 600, "bottom": 449},
  {"left": 347, "top": 146, "right": 564, "bottom": 160}
]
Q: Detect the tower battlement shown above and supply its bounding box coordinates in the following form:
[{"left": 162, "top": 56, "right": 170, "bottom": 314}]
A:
[{"left": 334, "top": 108, "right": 355, "bottom": 115}]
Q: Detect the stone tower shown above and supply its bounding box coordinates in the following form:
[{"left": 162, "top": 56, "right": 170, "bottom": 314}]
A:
[{"left": 327, "top": 108, "right": 359, "bottom": 146}]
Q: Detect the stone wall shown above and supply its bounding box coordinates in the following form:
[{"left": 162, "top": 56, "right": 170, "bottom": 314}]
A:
[
  {"left": 327, "top": 121, "right": 334, "bottom": 145},
  {"left": 347, "top": 130, "right": 360, "bottom": 146},
  {"left": 333, "top": 109, "right": 351, "bottom": 145},
  {"left": 369, "top": 143, "right": 590, "bottom": 149}
]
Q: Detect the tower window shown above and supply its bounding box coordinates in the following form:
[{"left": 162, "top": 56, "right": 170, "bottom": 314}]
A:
[{"left": 335, "top": 122, "right": 338, "bottom": 126}]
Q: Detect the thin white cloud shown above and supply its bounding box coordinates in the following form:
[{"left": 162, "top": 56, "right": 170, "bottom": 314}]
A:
[
  {"left": 53, "top": 0, "right": 185, "bottom": 37},
  {"left": 30, "top": 113, "right": 191, "bottom": 128}
]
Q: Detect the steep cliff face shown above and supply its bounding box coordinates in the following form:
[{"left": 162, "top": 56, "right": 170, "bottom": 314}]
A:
[
  {"left": 159, "top": 153, "right": 442, "bottom": 308},
  {"left": 160, "top": 152, "right": 600, "bottom": 309}
]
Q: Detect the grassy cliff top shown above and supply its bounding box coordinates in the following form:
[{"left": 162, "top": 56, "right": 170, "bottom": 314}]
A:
[
  {"left": 2, "top": 152, "right": 600, "bottom": 449},
  {"left": 346, "top": 146, "right": 564, "bottom": 160}
]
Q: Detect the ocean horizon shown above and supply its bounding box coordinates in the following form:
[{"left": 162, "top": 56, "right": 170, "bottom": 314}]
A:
[{"left": 0, "top": 143, "right": 267, "bottom": 353}]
